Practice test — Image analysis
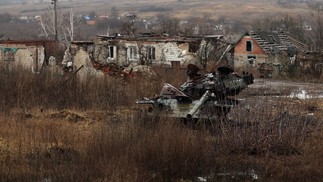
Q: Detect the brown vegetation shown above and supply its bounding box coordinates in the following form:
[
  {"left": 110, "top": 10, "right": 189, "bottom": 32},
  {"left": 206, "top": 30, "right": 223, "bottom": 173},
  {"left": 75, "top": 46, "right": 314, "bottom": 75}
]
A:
[{"left": 0, "top": 65, "right": 322, "bottom": 181}]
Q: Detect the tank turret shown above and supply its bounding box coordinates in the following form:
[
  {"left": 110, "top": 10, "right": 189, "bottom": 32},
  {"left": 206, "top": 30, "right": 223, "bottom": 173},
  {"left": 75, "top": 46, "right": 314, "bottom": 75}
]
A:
[{"left": 136, "top": 64, "right": 254, "bottom": 122}]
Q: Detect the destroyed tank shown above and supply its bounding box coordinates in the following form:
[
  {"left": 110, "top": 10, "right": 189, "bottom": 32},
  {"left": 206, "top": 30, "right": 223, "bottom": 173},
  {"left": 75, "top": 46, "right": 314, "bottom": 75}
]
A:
[{"left": 136, "top": 64, "right": 254, "bottom": 122}]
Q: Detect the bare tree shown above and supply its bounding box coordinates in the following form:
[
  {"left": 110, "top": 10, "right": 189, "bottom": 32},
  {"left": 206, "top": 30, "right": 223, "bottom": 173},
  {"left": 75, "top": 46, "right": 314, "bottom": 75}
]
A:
[
  {"left": 122, "top": 14, "right": 137, "bottom": 37},
  {"left": 155, "top": 14, "right": 180, "bottom": 36},
  {"left": 193, "top": 39, "right": 224, "bottom": 69},
  {"left": 110, "top": 6, "right": 119, "bottom": 19},
  {"left": 63, "top": 9, "right": 76, "bottom": 42},
  {"left": 314, "top": 7, "right": 323, "bottom": 49},
  {"left": 38, "top": 6, "right": 79, "bottom": 42},
  {"left": 0, "top": 13, "right": 12, "bottom": 24},
  {"left": 196, "top": 13, "right": 216, "bottom": 35}
]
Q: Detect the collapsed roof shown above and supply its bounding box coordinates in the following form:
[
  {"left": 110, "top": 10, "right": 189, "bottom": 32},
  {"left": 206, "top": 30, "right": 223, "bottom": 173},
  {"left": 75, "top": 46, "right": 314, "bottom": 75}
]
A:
[{"left": 249, "top": 31, "right": 309, "bottom": 54}]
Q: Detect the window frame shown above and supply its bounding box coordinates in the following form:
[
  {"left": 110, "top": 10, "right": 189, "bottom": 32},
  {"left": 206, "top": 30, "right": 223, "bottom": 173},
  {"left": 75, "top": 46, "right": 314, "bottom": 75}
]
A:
[
  {"left": 107, "top": 46, "right": 116, "bottom": 59},
  {"left": 247, "top": 55, "right": 256, "bottom": 66},
  {"left": 128, "top": 45, "right": 138, "bottom": 60},
  {"left": 146, "top": 46, "right": 156, "bottom": 60},
  {"left": 246, "top": 40, "right": 252, "bottom": 52}
]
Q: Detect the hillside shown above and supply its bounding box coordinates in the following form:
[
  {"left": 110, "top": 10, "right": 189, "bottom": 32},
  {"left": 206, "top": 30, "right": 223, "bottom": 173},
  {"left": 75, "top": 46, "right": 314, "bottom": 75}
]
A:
[{"left": 0, "top": 0, "right": 316, "bottom": 21}]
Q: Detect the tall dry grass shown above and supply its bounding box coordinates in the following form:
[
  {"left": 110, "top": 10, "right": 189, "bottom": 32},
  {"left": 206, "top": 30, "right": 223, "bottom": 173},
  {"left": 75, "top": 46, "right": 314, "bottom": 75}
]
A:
[
  {"left": 0, "top": 65, "right": 171, "bottom": 114},
  {"left": 0, "top": 66, "right": 321, "bottom": 181}
]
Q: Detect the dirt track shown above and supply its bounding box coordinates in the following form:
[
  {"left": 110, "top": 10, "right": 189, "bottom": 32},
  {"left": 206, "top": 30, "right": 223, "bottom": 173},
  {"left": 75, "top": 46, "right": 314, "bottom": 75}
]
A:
[
  {"left": 231, "top": 79, "right": 323, "bottom": 120},
  {"left": 250, "top": 79, "right": 323, "bottom": 99}
]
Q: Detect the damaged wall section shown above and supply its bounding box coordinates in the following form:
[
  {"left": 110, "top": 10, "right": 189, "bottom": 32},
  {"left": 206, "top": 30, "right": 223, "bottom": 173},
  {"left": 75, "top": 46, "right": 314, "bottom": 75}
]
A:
[
  {"left": 70, "top": 35, "right": 226, "bottom": 70},
  {"left": 0, "top": 40, "right": 58, "bottom": 73},
  {"left": 90, "top": 37, "right": 204, "bottom": 67}
]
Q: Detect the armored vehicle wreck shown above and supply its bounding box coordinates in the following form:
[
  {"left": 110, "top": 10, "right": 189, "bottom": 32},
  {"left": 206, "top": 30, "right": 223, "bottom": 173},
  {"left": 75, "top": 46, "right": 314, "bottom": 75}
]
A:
[{"left": 136, "top": 64, "right": 254, "bottom": 122}]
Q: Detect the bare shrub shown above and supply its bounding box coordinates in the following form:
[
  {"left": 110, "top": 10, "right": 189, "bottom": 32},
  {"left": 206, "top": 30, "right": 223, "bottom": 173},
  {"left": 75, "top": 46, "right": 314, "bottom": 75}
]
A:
[{"left": 225, "top": 97, "right": 320, "bottom": 156}]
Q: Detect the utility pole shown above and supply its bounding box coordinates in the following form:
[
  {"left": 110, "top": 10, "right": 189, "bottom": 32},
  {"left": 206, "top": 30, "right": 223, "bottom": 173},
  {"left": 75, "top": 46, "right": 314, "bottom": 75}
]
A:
[{"left": 52, "top": 0, "right": 58, "bottom": 41}]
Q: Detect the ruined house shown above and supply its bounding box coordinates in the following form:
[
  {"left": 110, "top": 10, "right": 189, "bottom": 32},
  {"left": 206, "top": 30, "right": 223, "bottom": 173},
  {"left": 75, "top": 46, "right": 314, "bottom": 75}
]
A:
[
  {"left": 69, "top": 34, "right": 228, "bottom": 79},
  {"left": 0, "top": 40, "right": 58, "bottom": 73},
  {"left": 229, "top": 31, "right": 310, "bottom": 77}
]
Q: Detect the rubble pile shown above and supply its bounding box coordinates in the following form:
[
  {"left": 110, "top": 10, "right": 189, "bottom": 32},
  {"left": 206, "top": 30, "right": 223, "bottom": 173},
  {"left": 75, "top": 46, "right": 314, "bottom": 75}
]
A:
[{"left": 123, "top": 63, "right": 158, "bottom": 79}]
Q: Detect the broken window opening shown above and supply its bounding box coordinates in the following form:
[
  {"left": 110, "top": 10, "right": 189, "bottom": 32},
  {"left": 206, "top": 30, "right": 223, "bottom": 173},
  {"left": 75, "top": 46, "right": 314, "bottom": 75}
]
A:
[
  {"left": 246, "top": 40, "right": 252, "bottom": 52},
  {"left": 146, "top": 46, "right": 156, "bottom": 60},
  {"left": 0, "top": 48, "right": 18, "bottom": 62},
  {"left": 4, "top": 51, "right": 15, "bottom": 61},
  {"left": 128, "top": 46, "right": 138, "bottom": 60},
  {"left": 107, "top": 46, "right": 116, "bottom": 59},
  {"left": 247, "top": 55, "right": 256, "bottom": 66}
]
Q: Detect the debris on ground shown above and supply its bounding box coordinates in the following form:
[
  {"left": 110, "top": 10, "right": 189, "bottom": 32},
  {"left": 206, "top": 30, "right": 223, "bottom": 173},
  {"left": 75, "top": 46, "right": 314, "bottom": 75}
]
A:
[
  {"left": 92, "top": 61, "right": 159, "bottom": 80},
  {"left": 93, "top": 62, "right": 126, "bottom": 77},
  {"left": 123, "top": 63, "right": 158, "bottom": 79},
  {"left": 48, "top": 110, "right": 91, "bottom": 122}
]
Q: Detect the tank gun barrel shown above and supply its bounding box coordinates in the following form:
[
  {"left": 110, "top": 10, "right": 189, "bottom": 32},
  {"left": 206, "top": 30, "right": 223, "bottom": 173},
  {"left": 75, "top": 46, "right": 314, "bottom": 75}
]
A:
[{"left": 187, "top": 90, "right": 211, "bottom": 118}]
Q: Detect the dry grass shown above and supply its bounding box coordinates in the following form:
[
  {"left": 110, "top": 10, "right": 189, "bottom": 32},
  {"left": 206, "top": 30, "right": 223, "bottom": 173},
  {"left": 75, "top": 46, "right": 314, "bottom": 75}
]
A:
[{"left": 0, "top": 66, "right": 322, "bottom": 181}]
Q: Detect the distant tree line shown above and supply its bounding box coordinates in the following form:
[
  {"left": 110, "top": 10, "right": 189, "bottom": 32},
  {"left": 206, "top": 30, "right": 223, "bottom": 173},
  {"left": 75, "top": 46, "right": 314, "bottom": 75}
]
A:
[
  {"left": 0, "top": 13, "right": 13, "bottom": 23},
  {"left": 139, "top": 6, "right": 173, "bottom": 13},
  {"left": 2, "top": 2, "right": 323, "bottom": 52}
]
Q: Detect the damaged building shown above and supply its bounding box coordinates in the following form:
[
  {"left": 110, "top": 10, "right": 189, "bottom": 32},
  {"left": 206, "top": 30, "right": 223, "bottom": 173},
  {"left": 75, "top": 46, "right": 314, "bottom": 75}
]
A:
[
  {"left": 2, "top": 31, "right": 320, "bottom": 79},
  {"left": 68, "top": 34, "right": 229, "bottom": 79},
  {"left": 0, "top": 40, "right": 58, "bottom": 73},
  {"left": 229, "top": 31, "right": 311, "bottom": 77}
]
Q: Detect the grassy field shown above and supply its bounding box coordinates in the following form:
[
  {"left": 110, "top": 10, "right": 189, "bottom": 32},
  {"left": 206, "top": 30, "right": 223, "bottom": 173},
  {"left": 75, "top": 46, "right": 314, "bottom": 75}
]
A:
[{"left": 0, "top": 65, "right": 321, "bottom": 181}]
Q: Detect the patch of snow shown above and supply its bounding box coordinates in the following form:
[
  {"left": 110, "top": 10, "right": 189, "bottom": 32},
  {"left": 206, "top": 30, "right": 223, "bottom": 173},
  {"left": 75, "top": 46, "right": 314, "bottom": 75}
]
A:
[
  {"left": 197, "top": 176, "right": 207, "bottom": 182},
  {"left": 289, "top": 90, "right": 312, "bottom": 100}
]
